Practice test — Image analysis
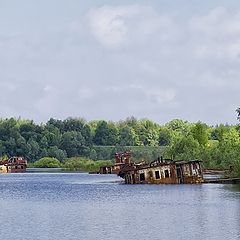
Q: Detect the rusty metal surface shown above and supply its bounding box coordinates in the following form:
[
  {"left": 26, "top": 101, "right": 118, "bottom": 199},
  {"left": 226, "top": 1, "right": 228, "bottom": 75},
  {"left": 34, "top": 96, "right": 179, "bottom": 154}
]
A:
[
  {"left": 98, "top": 152, "right": 203, "bottom": 184},
  {"left": 120, "top": 159, "right": 203, "bottom": 184},
  {"left": 0, "top": 156, "right": 27, "bottom": 173}
]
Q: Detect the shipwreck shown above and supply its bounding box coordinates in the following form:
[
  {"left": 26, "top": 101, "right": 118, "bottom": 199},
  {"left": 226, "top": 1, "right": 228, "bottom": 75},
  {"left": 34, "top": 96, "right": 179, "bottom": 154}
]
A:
[
  {"left": 0, "top": 156, "right": 27, "bottom": 173},
  {"left": 99, "top": 152, "right": 203, "bottom": 184}
]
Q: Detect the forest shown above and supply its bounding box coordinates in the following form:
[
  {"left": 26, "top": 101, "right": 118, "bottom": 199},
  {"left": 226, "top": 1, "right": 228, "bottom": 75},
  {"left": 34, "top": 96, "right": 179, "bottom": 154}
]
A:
[{"left": 0, "top": 109, "right": 240, "bottom": 176}]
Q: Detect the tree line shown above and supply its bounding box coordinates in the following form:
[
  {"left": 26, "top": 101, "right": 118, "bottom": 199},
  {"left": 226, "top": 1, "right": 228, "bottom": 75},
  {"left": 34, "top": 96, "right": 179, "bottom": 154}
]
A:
[{"left": 0, "top": 113, "right": 240, "bottom": 175}]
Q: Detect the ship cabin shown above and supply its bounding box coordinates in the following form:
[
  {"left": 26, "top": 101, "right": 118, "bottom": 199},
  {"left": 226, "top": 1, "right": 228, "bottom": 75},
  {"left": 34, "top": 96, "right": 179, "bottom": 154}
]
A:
[
  {"left": 99, "top": 152, "right": 131, "bottom": 174},
  {"left": 119, "top": 159, "right": 203, "bottom": 184},
  {"left": 0, "top": 156, "right": 27, "bottom": 173}
]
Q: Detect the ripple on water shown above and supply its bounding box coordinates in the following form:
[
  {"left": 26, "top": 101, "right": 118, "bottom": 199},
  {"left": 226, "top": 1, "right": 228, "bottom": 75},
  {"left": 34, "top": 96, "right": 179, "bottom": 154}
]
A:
[{"left": 0, "top": 173, "right": 239, "bottom": 240}]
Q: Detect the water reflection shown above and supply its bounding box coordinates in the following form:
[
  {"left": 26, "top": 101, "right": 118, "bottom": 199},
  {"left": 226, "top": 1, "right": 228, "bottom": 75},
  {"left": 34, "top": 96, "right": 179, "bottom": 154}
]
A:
[
  {"left": 226, "top": 184, "right": 240, "bottom": 192},
  {"left": 0, "top": 173, "right": 239, "bottom": 240}
]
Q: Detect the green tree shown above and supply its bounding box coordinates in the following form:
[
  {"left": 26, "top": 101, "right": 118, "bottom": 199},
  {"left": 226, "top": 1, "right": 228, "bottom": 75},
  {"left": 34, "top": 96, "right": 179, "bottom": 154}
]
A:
[
  {"left": 118, "top": 126, "right": 138, "bottom": 146},
  {"left": 60, "top": 131, "right": 85, "bottom": 157},
  {"left": 208, "top": 128, "right": 240, "bottom": 169},
  {"left": 166, "top": 119, "right": 192, "bottom": 135},
  {"left": 167, "top": 135, "right": 200, "bottom": 160},
  {"left": 26, "top": 138, "right": 40, "bottom": 161},
  {"left": 136, "top": 119, "right": 159, "bottom": 146},
  {"left": 15, "top": 136, "right": 28, "bottom": 156},
  {"left": 93, "top": 121, "right": 118, "bottom": 145},
  {"left": 47, "top": 146, "right": 67, "bottom": 161},
  {"left": 191, "top": 122, "right": 209, "bottom": 146},
  {"left": 63, "top": 118, "right": 85, "bottom": 132},
  {"left": 210, "top": 124, "right": 230, "bottom": 141},
  {"left": 81, "top": 124, "right": 93, "bottom": 146},
  {"left": 159, "top": 127, "right": 172, "bottom": 146}
]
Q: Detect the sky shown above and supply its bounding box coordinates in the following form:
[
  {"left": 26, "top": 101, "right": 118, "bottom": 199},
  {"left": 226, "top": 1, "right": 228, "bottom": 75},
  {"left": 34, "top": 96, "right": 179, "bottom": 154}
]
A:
[{"left": 0, "top": 0, "right": 240, "bottom": 125}]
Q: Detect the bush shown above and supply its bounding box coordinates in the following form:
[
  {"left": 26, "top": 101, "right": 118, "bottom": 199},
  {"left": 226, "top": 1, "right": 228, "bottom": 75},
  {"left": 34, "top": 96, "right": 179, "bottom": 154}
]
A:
[
  {"left": 34, "top": 157, "right": 61, "bottom": 168},
  {"left": 63, "top": 157, "right": 113, "bottom": 172}
]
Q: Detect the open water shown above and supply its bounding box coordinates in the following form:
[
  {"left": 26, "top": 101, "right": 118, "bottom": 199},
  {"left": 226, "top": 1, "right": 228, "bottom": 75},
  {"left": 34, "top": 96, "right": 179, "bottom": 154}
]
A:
[{"left": 0, "top": 173, "right": 239, "bottom": 240}]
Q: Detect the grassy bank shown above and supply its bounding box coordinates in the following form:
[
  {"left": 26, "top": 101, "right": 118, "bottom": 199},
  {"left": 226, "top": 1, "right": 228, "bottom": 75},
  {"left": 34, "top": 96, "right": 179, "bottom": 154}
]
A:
[{"left": 62, "top": 157, "right": 113, "bottom": 172}]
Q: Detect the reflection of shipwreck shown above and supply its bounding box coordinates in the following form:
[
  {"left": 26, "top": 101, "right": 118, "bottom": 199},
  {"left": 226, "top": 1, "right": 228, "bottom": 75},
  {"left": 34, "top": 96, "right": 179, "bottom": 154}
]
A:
[
  {"left": 100, "top": 152, "right": 203, "bottom": 184},
  {"left": 0, "top": 157, "right": 27, "bottom": 173}
]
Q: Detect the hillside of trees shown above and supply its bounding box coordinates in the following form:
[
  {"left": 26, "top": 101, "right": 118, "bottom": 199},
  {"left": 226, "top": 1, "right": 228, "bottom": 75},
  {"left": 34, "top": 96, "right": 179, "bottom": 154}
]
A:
[{"left": 0, "top": 112, "right": 240, "bottom": 176}]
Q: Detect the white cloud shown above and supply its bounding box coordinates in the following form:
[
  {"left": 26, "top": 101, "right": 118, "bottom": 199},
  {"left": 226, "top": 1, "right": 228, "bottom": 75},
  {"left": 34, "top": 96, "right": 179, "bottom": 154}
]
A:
[
  {"left": 87, "top": 5, "right": 175, "bottom": 48},
  {"left": 0, "top": 3, "right": 240, "bottom": 124},
  {"left": 87, "top": 5, "right": 132, "bottom": 47}
]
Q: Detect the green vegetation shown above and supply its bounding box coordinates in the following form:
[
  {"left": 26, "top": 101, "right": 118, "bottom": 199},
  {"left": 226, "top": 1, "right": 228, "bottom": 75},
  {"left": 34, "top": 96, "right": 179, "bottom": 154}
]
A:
[
  {"left": 34, "top": 157, "right": 61, "bottom": 168},
  {"left": 0, "top": 109, "right": 239, "bottom": 176},
  {"left": 63, "top": 157, "right": 113, "bottom": 172}
]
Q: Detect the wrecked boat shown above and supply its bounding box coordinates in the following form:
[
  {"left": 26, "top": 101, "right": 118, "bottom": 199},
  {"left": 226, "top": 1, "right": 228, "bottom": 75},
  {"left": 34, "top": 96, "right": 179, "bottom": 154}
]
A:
[
  {"left": 118, "top": 158, "right": 203, "bottom": 184},
  {"left": 99, "top": 152, "right": 203, "bottom": 184},
  {"left": 0, "top": 156, "right": 27, "bottom": 173}
]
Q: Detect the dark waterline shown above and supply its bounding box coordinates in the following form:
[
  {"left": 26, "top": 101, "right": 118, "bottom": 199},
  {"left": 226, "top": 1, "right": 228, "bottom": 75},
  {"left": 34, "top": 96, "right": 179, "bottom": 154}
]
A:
[{"left": 0, "top": 173, "right": 239, "bottom": 240}]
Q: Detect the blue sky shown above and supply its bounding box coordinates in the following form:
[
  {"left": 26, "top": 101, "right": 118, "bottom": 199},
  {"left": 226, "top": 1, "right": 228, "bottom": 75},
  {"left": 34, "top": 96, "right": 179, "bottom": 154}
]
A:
[{"left": 0, "top": 0, "right": 240, "bottom": 124}]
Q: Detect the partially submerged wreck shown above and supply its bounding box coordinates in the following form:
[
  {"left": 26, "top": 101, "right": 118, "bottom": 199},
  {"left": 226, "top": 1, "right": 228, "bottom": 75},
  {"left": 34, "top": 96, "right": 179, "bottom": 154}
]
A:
[
  {"left": 99, "top": 152, "right": 203, "bottom": 184},
  {"left": 99, "top": 152, "right": 131, "bottom": 174},
  {"left": 119, "top": 158, "right": 203, "bottom": 184},
  {"left": 0, "top": 156, "right": 27, "bottom": 173}
]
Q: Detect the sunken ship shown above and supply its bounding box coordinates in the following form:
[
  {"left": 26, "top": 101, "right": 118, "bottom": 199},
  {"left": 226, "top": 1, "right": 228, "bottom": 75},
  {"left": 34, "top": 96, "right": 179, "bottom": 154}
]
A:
[{"left": 100, "top": 152, "right": 203, "bottom": 184}]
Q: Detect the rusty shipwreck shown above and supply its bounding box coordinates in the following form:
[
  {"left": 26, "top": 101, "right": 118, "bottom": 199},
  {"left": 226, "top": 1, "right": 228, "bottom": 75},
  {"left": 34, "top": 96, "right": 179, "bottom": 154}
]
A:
[
  {"left": 100, "top": 152, "right": 203, "bottom": 184},
  {"left": 0, "top": 156, "right": 27, "bottom": 173}
]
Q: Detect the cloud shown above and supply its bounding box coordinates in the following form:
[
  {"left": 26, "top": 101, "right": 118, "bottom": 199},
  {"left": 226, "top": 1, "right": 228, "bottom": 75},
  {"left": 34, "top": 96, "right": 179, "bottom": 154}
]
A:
[
  {"left": 87, "top": 5, "right": 175, "bottom": 48},
  {"left": 189, "top": 7, "right": 240, "bottom": 61},
  {"left": 0, "top": 3, "right": 240, "bottom": 124},
  {"left": 87, "top": 5, "right": 130, "bottom": 47}
]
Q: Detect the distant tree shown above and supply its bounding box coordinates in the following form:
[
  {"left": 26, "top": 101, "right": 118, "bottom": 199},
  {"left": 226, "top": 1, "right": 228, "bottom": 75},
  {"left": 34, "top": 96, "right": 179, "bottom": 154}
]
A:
[
  {"left": 0, "top": 140, "right": 6, "bottom": 157},
  {"left": 167, "top": 135, "right": 200, "bottom": 160},
  {"left": 118, "top": 126, "right": 137, "bottom": 146},
  {"left": 0, "top": 118, "right": 18, "bottom": 141},
  {"left": 210, "top": 124, "right": 230, "bottom": 141},
  {"left": 26, "top": 138, "right": 40, "bottom": 161},
  {"left": 159, "top": 127, "right": 172, "bottom": 146},
  {"left": 190, "top": 122, "right": 209, "bottom": 146},
  {"left": 60, "top": 131, "right": 85, "bottom": 157},
  {"left": 46, "top": 118, "right": 64, "bottom": 132},
  {"left": 39, "top": 136, "right": 48, "bottom": 149},
  {"left": 15, "top": 136, "right": 28, "bottom": 156},
  {"left": 93, "top": 121, "right": 118, "bottom": 145},
  {"left": 136, "top": 119, "right": 159, "bottom": 146},
  {"left": 89, "top": 149, "right": 97, "bottom": 160},
  {"left": 213, "top": 128, "right": 240, "bottom": 168},
  {"left": 121, "top": 116, "right": 139, "bottom": 130},
  {"left": 81, "top": 124, "right": 93, "bottom": 146},
  {"left": 19, "top": 121, "right": 42, "bottom": 142},
  {"left": 62, "top": 118, "right": 85, "bottom": 132},
  {"left": 43, "top": 126, "right": 61, "bottom": 147},
  {"left": 5, "top": 137, "right": 16, "bottom": 156},
  {"left": 166, "top": 119, "right": 192, "bottom": 135},
  {"left": 47, "top": 146, "right": 67, "bottom": 161}
]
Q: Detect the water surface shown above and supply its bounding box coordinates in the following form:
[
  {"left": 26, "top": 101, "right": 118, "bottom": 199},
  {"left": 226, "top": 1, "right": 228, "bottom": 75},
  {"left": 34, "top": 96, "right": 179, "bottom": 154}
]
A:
[{"left": 0, "top": 173, "right": 239, "bottom": 240}]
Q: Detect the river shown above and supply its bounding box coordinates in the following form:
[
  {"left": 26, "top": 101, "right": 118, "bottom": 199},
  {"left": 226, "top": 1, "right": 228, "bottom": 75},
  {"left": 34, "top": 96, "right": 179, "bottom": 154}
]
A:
[{"left": 0, "top": 173, "right": 239, "bottom": 240}]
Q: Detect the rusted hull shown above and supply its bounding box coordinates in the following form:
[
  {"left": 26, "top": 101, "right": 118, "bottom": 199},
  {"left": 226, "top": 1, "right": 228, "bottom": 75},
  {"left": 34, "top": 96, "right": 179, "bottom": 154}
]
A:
[
  {"left": 121, "top": 160, "right": 203, "bottom": 184},
  {"left": 127, "top": 176, "right": 203, "bottom": 184},
  {"left": 7, "top": 167, "right": 27, "bottom": 173},
  {"left": 98, "top": 152, "right": 203, "bottom": 184}
]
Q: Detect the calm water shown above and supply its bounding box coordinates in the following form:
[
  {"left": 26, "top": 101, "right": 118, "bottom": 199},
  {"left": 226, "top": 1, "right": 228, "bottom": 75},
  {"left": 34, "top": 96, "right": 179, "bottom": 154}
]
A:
[{"left": 0, "top": 173, "right": 239, "bottom": 240}]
